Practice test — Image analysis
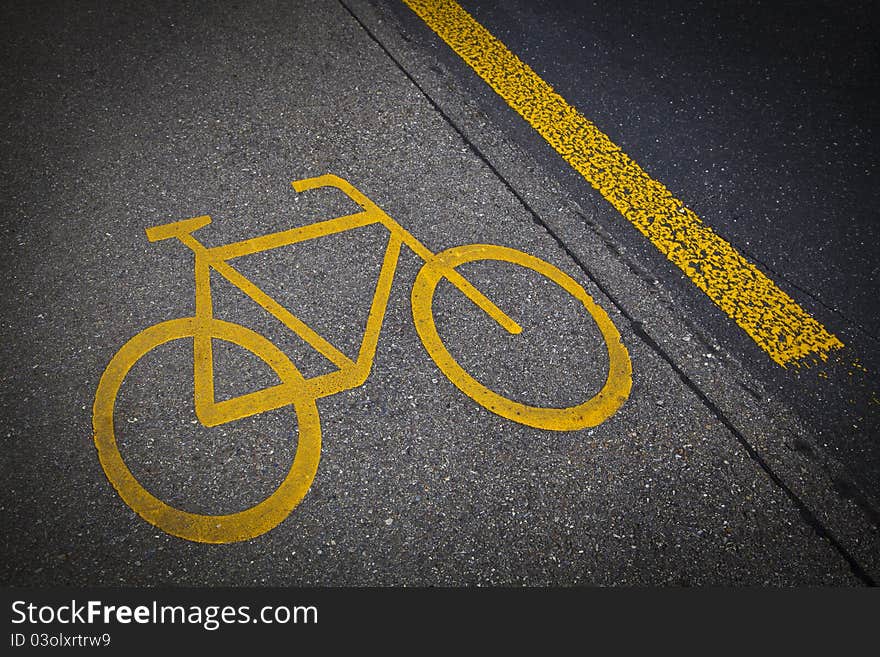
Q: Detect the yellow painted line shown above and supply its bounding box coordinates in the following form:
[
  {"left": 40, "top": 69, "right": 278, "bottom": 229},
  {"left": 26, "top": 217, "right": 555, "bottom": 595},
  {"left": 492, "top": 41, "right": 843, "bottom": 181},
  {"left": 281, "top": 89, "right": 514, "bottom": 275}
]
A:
[{"left": 403, "top": 0, "right": 843, "bottom": 367}]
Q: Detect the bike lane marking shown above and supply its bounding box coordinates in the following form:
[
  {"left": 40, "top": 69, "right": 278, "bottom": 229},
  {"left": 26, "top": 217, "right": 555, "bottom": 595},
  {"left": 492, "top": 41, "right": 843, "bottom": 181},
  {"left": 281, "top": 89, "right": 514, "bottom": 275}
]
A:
[
  {"left": 94, "top": 176, "right": 633, "bottom": 542},
  {"left": 402, "top": 0, "right": 844, "bottom": 368}
]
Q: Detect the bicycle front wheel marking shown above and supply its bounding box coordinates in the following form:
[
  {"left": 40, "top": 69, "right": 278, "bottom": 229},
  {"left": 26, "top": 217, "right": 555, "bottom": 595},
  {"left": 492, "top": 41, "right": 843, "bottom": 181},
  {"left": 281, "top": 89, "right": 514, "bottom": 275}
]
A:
[
  {"left": 412, "top": 244, "right": 632, "bottom": 431},
  {"left": 92, "top": 317, "right": 321, "bottom": 544}
]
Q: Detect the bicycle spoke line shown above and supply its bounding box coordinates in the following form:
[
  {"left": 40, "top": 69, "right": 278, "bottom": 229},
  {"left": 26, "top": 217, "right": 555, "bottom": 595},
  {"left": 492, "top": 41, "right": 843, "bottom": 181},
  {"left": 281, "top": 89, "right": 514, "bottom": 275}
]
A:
[{"left": 401, "top": 0, "right": 844, "bottom": 368}]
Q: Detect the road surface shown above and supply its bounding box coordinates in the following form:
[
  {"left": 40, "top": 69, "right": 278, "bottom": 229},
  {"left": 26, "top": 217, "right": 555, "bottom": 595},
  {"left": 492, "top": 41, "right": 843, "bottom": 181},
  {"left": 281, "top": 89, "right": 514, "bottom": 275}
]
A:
[{"left": 1, "top": 0, "right": 877, "bottom": 586}]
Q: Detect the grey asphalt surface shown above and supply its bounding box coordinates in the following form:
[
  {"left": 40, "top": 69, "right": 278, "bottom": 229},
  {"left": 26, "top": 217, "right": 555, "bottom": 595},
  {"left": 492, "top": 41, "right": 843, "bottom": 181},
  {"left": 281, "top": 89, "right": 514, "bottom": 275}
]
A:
[
  {"left": 1, "top": 0, "right": 877, "bottom": 586},
  {"left": 384, "top": 0, "right": 880, "bottom": 515}
]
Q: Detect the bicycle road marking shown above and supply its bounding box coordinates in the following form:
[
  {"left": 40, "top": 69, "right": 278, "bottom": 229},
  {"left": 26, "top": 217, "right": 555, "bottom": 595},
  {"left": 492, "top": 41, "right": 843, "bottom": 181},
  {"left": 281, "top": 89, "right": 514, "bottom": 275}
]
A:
[
  {"left": 95, "top": 175, "right": 633, "bottom": 542},
  {"left": 402, "top": 0, "right": 844, "bottom": 368}
]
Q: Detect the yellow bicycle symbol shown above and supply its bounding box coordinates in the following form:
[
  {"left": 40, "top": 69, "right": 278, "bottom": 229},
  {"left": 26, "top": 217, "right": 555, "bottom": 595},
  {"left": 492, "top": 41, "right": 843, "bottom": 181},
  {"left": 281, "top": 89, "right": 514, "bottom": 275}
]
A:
[{"left": 92, "top": 174, "right": 632, "bottom": 543}]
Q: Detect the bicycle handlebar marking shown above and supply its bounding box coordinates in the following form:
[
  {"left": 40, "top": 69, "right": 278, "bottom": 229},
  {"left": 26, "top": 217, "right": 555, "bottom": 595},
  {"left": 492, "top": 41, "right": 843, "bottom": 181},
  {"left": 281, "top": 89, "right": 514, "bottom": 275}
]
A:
[{"left": 93, "top": 174, "right": 632, "bottom": 543}]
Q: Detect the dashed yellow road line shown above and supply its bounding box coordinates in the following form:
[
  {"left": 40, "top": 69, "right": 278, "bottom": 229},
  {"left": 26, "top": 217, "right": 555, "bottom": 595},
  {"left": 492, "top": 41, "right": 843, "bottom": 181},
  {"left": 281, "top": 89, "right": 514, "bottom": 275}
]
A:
[{"left": 403, "top": 0, "right": 843, "bottom": 367}]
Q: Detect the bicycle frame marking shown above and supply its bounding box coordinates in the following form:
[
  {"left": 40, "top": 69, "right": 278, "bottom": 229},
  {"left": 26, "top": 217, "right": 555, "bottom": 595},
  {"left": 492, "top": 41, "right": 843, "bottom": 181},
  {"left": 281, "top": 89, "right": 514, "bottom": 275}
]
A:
[
  {"left": 159, "top": 174, "right": 523, "bottom": 427},
  {"left": 95, "top": 174, "right": 632, "bottom": 543}
]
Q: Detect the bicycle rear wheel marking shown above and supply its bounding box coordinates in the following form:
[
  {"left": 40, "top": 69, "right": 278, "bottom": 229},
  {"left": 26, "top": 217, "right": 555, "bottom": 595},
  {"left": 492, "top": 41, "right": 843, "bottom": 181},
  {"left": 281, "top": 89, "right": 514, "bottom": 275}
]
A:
[
  {"left": 412, "top": 244, "right": 631, "bottom": 431},
  {"left": 92, "top": 317, "right": 321, "bottom": 543}
]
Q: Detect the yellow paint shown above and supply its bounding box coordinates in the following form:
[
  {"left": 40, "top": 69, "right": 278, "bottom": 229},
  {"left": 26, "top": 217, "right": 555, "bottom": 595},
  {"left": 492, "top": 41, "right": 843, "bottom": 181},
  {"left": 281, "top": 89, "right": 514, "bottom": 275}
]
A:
[
  {"left": 93, "top": 317, "right": 322, "bottom": 544},
  {"left": 402, "top": 0, "right": 843, "bottom": 367},
  {"left": 412, "top": 244, "right": 631, "bottom": 430},
  {"left": 93, "top": 174, "right": 631, "bottom": 543}
]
